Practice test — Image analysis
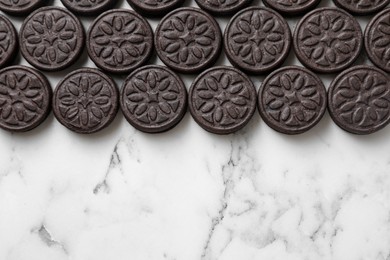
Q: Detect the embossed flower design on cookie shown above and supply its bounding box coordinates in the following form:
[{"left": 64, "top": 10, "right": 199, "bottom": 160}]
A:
[
  {"left": 365, "top": 9, "right": 390, "bottom": 73},
  {"left": 161, "top": 13, "right": 215, "bottom": 66},
  {"left": 189, "top": 66, "right": 257, "bottom": 134},
  {"left": 195, "top": 73, "right": 250, "bottom": 125},
  {"left": 121, "top": 65, "right": 187, "bottom": 133},
  {"left": 0, "top": 71, "right": 45, "bottom": 124},
  {"left": 68, "top": 0, "right": 106, "bottom": 6},
  {"left": 263, "top": 0, "right": 319, "bottom": 15},
  {"left": 224, "top": 7, "right": 291, "bottom": 74},
  {"left": 88, "top": 10, "right": 153, "bottom": 74},
  {"left": 333, "top": 72, "right": 390, "bottom": 127},
  {"left": 0, "top": 0, "right": 43, "bottom": 16},
  {"left": 0, "top": 66, "right": 51, "bottom": 132},
  {"left": 155, "top": 8, "right": 222, "bottom": 73},
  {"left": 20, "top": 7, "right": 84, "bottom": 71},
  {"left": 58, "top": 75, "right": 113, "bottom": 128},
  {"left": 294, "top": 8, "right": 362, "bottom": 73},
  {"left": 328, "top": 66, "right": 390, "bottom": 134},
  {"left": 259, "top": 66, "right": 326, "bottom": 134},
  {"left": 125, "top": 71, "right": 180, "bottom": 124},
  {"left": 25, "top": 15, "right": 76, "bottom": 65}
]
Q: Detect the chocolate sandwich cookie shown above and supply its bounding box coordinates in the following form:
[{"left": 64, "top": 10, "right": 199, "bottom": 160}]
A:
[
  {"left": 0, "top": 0, "right": 45, "bottom": 16},
  {"left": 53, "top": 68, "right": 119, "bottom": 134},
  {"left": 224, "top": 7, "right": 291, "bottom": 75},
  {"left": 19, "top": 7, "right": 85, "bottom": 72},
  {"left": 155, "top": 7, "right": 222, "bottom": 74},
  {"left": 189, "top": 66, "right": 256, "bottom": 134},
  {"left": 328, "top": 66, "right": 390, "bottom": 135},
  {"left": 87, "top": 9, "right": 153, "bottom": 74},
  {"left": 293, "top": 7, "right": 363, "bottom": 73},
  {"left": 120, "top": 65, "right": 187, "bottom": 133},
  {"left": 0, "top": 15, "right": 18, "bottom": 69},
  {"left": 332, "top": 0, "right": 390, "bottom": 15},
  {"left": 126, "top": 0, "right": 184, "bottom": 16},
  {"left": 262, "top": 0, "right": 320, "bottom": 15},
  {"left": 258, "top": 66, "right": 327, "bottom": 134},
  {"left": 364, "top": 8, "right": 390, "bottom": 73},
  {"left": 0, "top": 66, "right": 52, "bottom": 132},
  {"left": 61, "top": 0, "right": 116, "bottom": 16},
  {"left": 195, "top": 0, "right": 253, "bottom": 16}
]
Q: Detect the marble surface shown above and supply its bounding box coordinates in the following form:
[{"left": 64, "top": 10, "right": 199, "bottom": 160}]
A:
[{"left": 1, "top": 0, "right": 390, "bottom": 259}]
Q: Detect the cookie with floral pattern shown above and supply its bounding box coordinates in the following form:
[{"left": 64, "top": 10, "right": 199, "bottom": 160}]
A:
[
  {"left": 87, "top": 9, "right": 153, "bottom": 74},
  {"left": 120, "top": 65, "right": 187, "bottom": 133},
  {"left": 328, "top": 66, "right": 390, "bottom": 135},
  {"left": 195, "top": 0, "right": 253, "bottom": 16},
  {"left": 0, "top": 66, "right": 52, "bottom": 132},
  {"left": 19, "top": 7, "right": 85, "bottom": 72},
  {"left": 258, "top": 66, "right": 327, "bottom": 134},
  {"left": 365, "top": 8, "right": 390, "bottom": 73},
  {"left": 293, "top": 7, "right": 363, "bottom": 73},
  {"left": 0, "top": 0, "right": 46, "bottom": 16},
  {"left": 126, "top": 0, "right": 184, "bottom": 16},
  {"left": 0, "top": 15, "right": 18, "bottom": 69},
  {"left": 333, "top": 0, "right": 390, "bottom": 15},
  {"left": 53, "top": 68, "right": 119, "bottom": 134},
  {"left": 155, "top": 7, "right": 222, "bottom": 74},
  {"left": 262, "top": 0, "right": 320, "bottom": 15},
  {"left": 61, "top": 0, "right": 116, "bottom": 16},
  {"left": 224, "top": 7, "right": 291, "bottom": 75},
  {"left": 189, "top": 66, "right": 256, "bottom": 134}
]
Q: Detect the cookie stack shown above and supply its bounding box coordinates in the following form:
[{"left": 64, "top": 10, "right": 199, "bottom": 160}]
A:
[{"left": 0, "top": 0, "right": 389, "bottom": 135}]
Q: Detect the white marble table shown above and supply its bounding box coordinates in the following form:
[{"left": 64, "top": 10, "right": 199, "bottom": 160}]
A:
[{"left": 0, "top": 0, "right": 390, "bottom": 259}]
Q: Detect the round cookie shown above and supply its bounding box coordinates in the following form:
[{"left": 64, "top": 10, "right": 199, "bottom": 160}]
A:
[
  {"left": 0, "top": 0, "right": 45, "bottom": 16},
  {"left": 0, "top": 15, "right": 18, "bottom": 69},
  {"left": 224, "top": 7, "right": 291, "bottom": 75},
  {"left": 262, "top": 0, "right": 320, "bottom": 15},
  {"left": 126, "top": 0, "right": 184, "bottom": 16},
  {"left": 195, "top": 0, "right": 253, "bottom": 16},
  {"left": 53, "top": 68, "right": 119, "bottom": 134},
  {"left": 328, "top": 66, "right": 390, "bottom": 135},
  {"left": 120, "top": 65, "right": 187, "bottom": 133},
  {"left": 19, "top": 7, "right": 85, "bottom": 72},
  {"left": 155, "top": 7, "right": 222, "bottom": 74},
  {"left": 87, "top": 9, "right": 153, "bottom": 74},
  {"left": 60, "top": 0, "right": 116, "bottom": 16},
  {"left": 0, "top": 66, "right": 52, "bottom": 132},
  {"left": 293, "top": 7, "right": 363, "bottom": 73},
  {"left": 333, "top": 0, "right": 390, "bottom": 15},
  {"left": 189, "top": 66, "right": 256, "bottom": 134},
  {"left": 258, "top": 66, "right": 327, "bottom": 134},
  {"left": 364, "top": 8, "right": 390, "bottom": 73}
]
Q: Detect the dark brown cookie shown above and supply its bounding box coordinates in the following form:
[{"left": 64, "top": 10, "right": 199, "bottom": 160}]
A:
[
  {"left": 189, "top": 66, "right": 256, "bottom": 134},
  {"left": 87, "top": 9, "right": 153, "bottom": 74},
  {"left": 53, "top": 68, "right": 119, "bottom": 134},
  {"left": 262, "top": 0, "right": 320, "bottom": 15},
  {"left": 293, "top": 7, "right": 363, "bottom": 74},
  {"left": 224, "top": 7, "right": 291, "bottom": 75},
  {"left": 0, "top": 66, "right": 52, "bottom": 132},
  {"left": 365, "top": 8, "right": 390, "bottom": 73},
  {"left": 333, "top": 0, "right": 390, "bottom": 15},
  {"left": 328, "top": 66, "right": 390, "bottom": 135},
  {"left": 258, "top": 66, "right": 327, "bottom": 134},
  {"left": 120, "top": 65, "right": 187, "bottom": 133},
  {"left": 195, "top": 0, "right": 253, "bottom": 16},
  {"left": 126, "top": 0, "right": 184, "bottom": 16},
  {"left": 60, "top": 0, "right": 116, "bottom": 16},
  {"left": 19, "top": 7, "right": 85, "bottom": 72},
  {"left": 0, "top": 15, "right": 18, "bottom": 69},
  {"left": 155, "top": 7, "right": 222, "bottom": 74},
  {"left": 0, "top": 0, "right": 45, "bottom": 16}
]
